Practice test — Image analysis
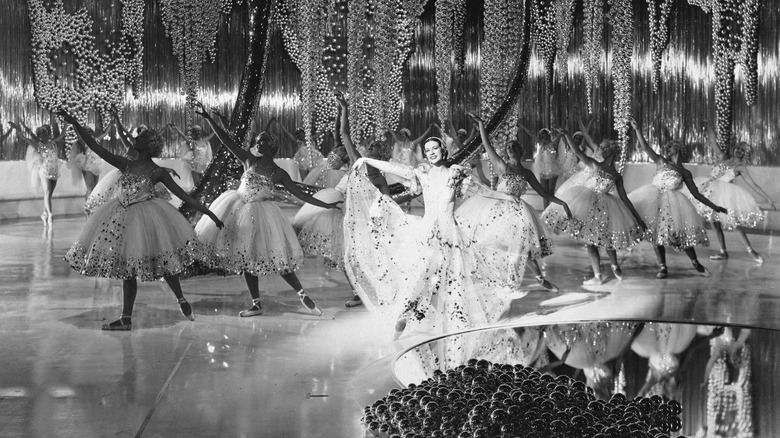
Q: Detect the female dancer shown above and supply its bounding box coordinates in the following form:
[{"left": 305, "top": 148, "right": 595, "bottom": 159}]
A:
[
  {"left": 458, "top": 112, "right": 572, "bottom": 292},
  {"left": 194, "top": 103, "right": 340, "bottom": 317},
  {"left": 281, "top": 125, "right": 324, "bottom": 180},
  {"left": 301, "top": 146, "right": 349, "bottom": 189},
  {"left": 170, "top": 123, "right": 215, "bottom": 186},
  {"left": 628, "top": 119, "right": 727, "bottom": 278},
  {"left": 346, "top": 136, "right": 526, "bottom": 339},
  {"left": 389, "top": 124, "right": 436, "bottom": 169},
  {"left": 11, "top": 118, "right": 66, "bottom": 227},
  {"left": 59, "top": 109, "right": 223, "bottom": 331},
  {"left": 543, "top": 123, "right": 646, "bottom": 285},
  {"left": 72, "top": 121, "right": 113, "bottom": 203},
  {"left": 519, "top": 123, "right": 564, "bottom": 208},
  {"left": 692, "top": 141, "right": 774, "bottom": 263}
]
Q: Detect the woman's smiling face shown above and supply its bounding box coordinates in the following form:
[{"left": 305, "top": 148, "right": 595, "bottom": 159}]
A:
[{"left": 424, "top": 140, "right": 445, "bottom": 164}]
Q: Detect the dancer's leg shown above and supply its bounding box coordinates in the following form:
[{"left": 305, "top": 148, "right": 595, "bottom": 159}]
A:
[
  {"left": 527, "top": 257, "right": 558, "bottom": 292},
  {"left": 584, "top": 245, "right": 604, "bottom": 285},
  {"left": 282, "top": 272, "right": 322, "bottom": 316},
  {"left": 733, "top": 227, "right": 764, "bottom": 263},
  {"left": 654, "top": 245, "right": 668, "bottom": 278},
  {"left": 344, "top": 270, "right": 363, "bottom": 307},
  {"left": 684, "top": 247, "right": 710, "bottom": 275},
  {"left": 607, "top": 249, "right": 622, "bottom": 280},
  {"left": 164, "top": 275, "right": 194, "bottom": 320},
  {"left": 239, "top": 273, "right": 263, "bottom": 317},
  {"left": 103, "top": 279, "right": 137, "bottom": 330},
  {"left": 710, "top": 221, "right": 728, "bottom": 259}
]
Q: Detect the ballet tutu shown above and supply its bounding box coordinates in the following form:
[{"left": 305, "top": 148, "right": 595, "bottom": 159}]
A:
[
  {"left": 542, "top": 186, "right": 642, "bottom": 250},
  {"left": 628, "top": 185, "right": 709, "bottom": 249},
  {"left": 65, "top": 198, "right": 202, "bottom": 281},
  {"left": 456, "top": 194, "right": 548, "bottom": 275},
  {"left": 692, "top": 178, "right": 764, "bottom": 229},
  {"left": 302, "top": 165, "right": 346, "bottom": 189},
  {"left": 196, "top": 191, "right": 303, "bottom": 275},
  {"left": 532, "top": 150, "right": 562, "bottom": 179},
  {"left": 292, "top": 188, "right": 345, "bottom": 270}
]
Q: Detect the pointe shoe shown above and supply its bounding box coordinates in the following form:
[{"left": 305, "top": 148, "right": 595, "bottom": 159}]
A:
[
  {"left": 692, "top": 261, "right": 710, "bottom": 276},
  {"left": 345, "top": 294, "right": 363, "bottom": 308},
  {"left": 656, "top": 266, "right": 668, "bottom": 279},
  {"left": 611, "top": 264, "right": 624, "bottom": 281},
  {"left": 298, "top": 290, "right": 323, "bottom": 316},
  {"left": 239, "top": 301, "right": 263, "bottom": 317},
  {"left": 393, "top": 319, "right": 407, "bottom": 341},
  {"left": 535, "top": 275, "right": 559, "bottom": 293},
  {"left": 178, "top": 298, "right": 195, "bottom": 321},
  {"left": 748, "top": 249, "right": 765, "bottom": 265},
  {"left": 40, "top": 212, "right": 48, "bottom": 227},
  {"left": 710, "top": 251, "right": 728, "bottom": 261},
  {"left": 102, "top": 316, "right": 132, "bottom": 331},
  {"left": 583, "top": 274, "right": 605, "bottom": 286}
]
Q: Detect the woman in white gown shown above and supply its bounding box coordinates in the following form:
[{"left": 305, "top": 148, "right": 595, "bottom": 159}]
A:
[{"left": 345, "top": 137, "right": 528, "bottom": 340}]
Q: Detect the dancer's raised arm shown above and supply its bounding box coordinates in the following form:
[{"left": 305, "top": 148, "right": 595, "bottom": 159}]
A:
[
  {"left": 467, "top": 111, "right": 506, "bottom": 174},
  {"left": 336, "top": 92, "right": 361, "bottom": 163},
  {"left": 629, "top": 118, "right": 661, "bottom": 163},
  {"left": 193, "top": 101, "right": 252, "bottom": 164},
  {"left": 559, "top": 126, "right": 597, "bottom": 168}
]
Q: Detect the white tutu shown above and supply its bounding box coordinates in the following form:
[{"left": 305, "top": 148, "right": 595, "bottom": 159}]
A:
[
  {"left": 66, "top": 174, "right": 201, "bottom": 281},
  {"left": 291, "top": 188, "right": 345, "bottom": 270},
  {"left": 302, "top": 165, "right": 346, "bottom": 189},
  {"left": 196, "top": 170, "right": 303, "bottom": 275},
  {"left": 693, "top": 177, "right": 764, "bottom": 229},
  {"left": 542, "top": 168, "right": 641, "bottom": 250},
  {"left": 629, "top": 185, "right": 708, "bottom": 249}
]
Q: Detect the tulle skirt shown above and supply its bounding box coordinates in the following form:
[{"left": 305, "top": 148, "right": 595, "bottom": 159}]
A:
[
  {"left": 628, "top": 185, "right": 709, "bottom": 249},
  {"left": 692, "top": 178, "right": 764, "bottom": 229},
  {"left": 302, "top": 165, "right": 346, "bottom": 189},
  {"left": 65, "top": 198, "right": 202, "bottom": 281},
  {"left": 344, "top": 171, "right": 525, "bottom": 338},
  {"left": 542, "top": 185, "right": 642, "bottom": 250},
  {"left": 291, "top": 188, "right": 345, "bottom": 270},
  {"left": 456, "top": 194, "right": 548, "bottom": 281},
  {"left": 196, "top": 191, "right": 303, "bottom": 275}
]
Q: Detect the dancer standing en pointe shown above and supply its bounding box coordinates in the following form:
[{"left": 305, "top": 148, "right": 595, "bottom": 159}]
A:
[
  {"left": 628, "top": 118, "right": 727, "bottom": 278},
  {"left": 194, "top": 103, "right": 340, "bottom": 317},
  {"left": 457, "top": 112, "right": 571, "bottom": 292},
  {"left": 59, "top": 109, "right": 223, "bottom": 331},
  {"left": 543, "top": 124, "right": 646, "bottom": 285},
  {"left": 691, "top": 140, "right": 774, "bottom": 264}
]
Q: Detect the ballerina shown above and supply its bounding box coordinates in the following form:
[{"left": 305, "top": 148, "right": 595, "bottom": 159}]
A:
[
  {"left": 346, "top": 136, "right": 526, "bottom": 339},
  {"left": 11, "top": 116, "right": 67, "bottom": 228},
  {"left": 301, "top": 146, "right": 350, "bottom": 189},
  {"left": 280, "top": 124, "right": 325, "bottom": 180},
  {"left": 543, "top": 123, "right": 646, "bottom": 285},
  {"left": 169, "top": 123, "right": 215, "bottom": 186},
  {"left": 519, "top": 123, "right": 565, "bottom": 208},
  {"left": 194, "top": 103, "right": 340, "bottom": 317},
  {"left": 457, "top": 112, "right": 572, "bottom": 292},
  {"left": 691, "top": 141, "right": 774, "bottom": 264},
  {"left": 628, "top": 118, "right": 727, "bottom": 278},
  {"left": 389, "top": 124, "right": 436, "bottom": 169},
  {"left": 59, "top": 109, "right": 223, "bottom": 331}
]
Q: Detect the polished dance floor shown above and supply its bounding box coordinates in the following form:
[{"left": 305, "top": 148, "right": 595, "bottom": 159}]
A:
[{"left": 0, "top": 214, "right": 777, "bottom": 437}]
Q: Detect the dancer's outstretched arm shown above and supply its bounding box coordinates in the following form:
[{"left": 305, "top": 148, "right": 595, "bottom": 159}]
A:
[
  {"left": 614, "top": 176, "right": 647, "bottom": 230},
  {"left": 354, "top": 157, "right": 415, "bottom": 181},
  {"left": 194, "top": 102, "right": 252, "bottom": 164},
  {"left": 57, "top": 110, "right": 127, "bottom": 170},
  {"left": 272, "top": 169, "right": 340, "bottom": 209},
  {"left": 681, "top": 171, "right": 727, "bottom": 213},
  {"left": 737, "top": 166, "right": 776, "bottom": 208},
  {"left": 108, "top": 106, "right": 134, "bottom": 152},
  {"left": 629, "top": 118, "right": 661, "bottom": 164},
  {"left": 467, "top": 112, "right": 507, "bottom": 175},
  {"left": 559, "top": 127, "right": 597, "bottom": 168},
  {"left": 153, "top": 168, "right": 223, "bottom": 228}
]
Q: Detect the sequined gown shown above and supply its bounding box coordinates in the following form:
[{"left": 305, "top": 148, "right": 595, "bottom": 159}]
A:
[
  {"left": 344, "top": 163, "right": 525, "bottom": 337},
  {"left": 691, "top": 163, "right": 764, "bottom": 229},
  {"left": 196, "top": 169, "right": 303, "bottom": 275},
  {"left": 65, "top": 170, "right": 202, "bottom": 280},
  {"left": 456, "top": 171, "right": 546, "bottom": 286},
  {"left": 628, "top": 164, "right": 709, "bottom": 249},
  {"left": 292, "top": 173, "right": 348, "bottom": 270},
  {"left": 293, "top": 140, "right": 324, "bottom": 172},
  {"left": 542, "top": 167, "right": 642, "bottom": 249}
]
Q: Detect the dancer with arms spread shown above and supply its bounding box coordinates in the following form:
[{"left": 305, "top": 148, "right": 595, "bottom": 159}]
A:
[
  {"left": 194, "top": 102, "right": 340, "bottom": 317},
  {"left": 59, "top": 109, "right": 223, "bottom": 331}
]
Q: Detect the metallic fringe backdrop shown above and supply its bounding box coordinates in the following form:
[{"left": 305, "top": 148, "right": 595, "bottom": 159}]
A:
[{"left": 1, "top": 0, "right": 779, "bottom": 164}]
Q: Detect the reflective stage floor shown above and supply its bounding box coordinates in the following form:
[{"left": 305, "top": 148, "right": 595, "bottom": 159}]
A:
[{"left": 0, "top": 215, "right": 777, "bottom": 437}]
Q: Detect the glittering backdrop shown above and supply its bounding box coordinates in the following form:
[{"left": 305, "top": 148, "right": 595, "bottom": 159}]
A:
[{"left": 1, "top": 0, "right": 779, "bottom": 164}]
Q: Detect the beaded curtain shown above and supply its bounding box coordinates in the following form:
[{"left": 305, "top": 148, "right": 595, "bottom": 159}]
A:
[{"left": 0, "top": 0, "right": 779, "bottom": 164}]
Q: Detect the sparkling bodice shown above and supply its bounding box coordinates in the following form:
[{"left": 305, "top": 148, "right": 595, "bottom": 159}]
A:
[
  {"left": 583, "top": 168, "right": 615, "bottom": 194},
  {"left": 238, "top": 170, "right": 275, "bottom": 203},
  {"left": 710, "top": 163, "right": 737, "bottom": 183},
  {"left": 117, "top": 173, "right": 155, "bottom": 207},
  {"left": 39, "top": 141, "right": 60, "bottom": 178},
  {"left": 416, "top": 164, "right": 460, "bottom": 226},
  {"left": 651, "top": 165, "right": 683, "bottom": 192},
  {"left": 496, "top": 172, "right": 528, "bottom": 199}
]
